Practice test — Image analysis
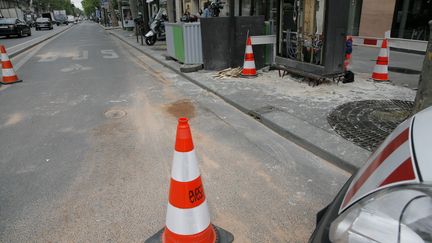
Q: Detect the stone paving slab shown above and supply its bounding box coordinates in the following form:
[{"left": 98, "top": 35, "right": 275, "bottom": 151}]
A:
[{"left": 107, "top": 28, "right": 416, "bottom": 173}]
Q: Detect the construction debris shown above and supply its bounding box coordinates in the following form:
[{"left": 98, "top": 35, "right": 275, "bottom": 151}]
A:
[{"left": 213, "top": 67, "right": 243, "bottom": 79}]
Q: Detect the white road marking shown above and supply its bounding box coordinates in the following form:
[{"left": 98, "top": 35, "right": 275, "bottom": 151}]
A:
[
  {"left": 12, "top": 26, "right": 74, "bottom": 71},
  {"left": 101, "top": 50, "right": 119, "bottom": 59},
  {"left": 60, "top": 64, "right": 92, "bottom": 72},
  {"left": 37, "top": 52, "right": 58, "bottom": 62},
  {"left": 72, "top": 50, "right": 89, "bottom": 60}
]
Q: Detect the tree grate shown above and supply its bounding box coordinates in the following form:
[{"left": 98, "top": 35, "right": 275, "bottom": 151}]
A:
[{"left": 327, "top": 100, "right": 414, "bottom": 151}]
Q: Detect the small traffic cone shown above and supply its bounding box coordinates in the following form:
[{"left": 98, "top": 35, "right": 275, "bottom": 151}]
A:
[
  {"left": 241, "top": 36, "right": 257, "bottom": 77},
  {"left": 344, "top": 53, "right": 351, "bottom": 71},
  {"left": 145, "top": 118, "right": 233, "bottom": 243},
  {"left": 0, "top": 45, "right": 22, "bottom": 85},
  {"left": 372, "top": 39, "right": 389, "bottom": 81}
]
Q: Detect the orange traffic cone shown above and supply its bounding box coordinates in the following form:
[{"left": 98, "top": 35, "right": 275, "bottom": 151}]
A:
[
  {"left": 372, "top": 39, "right": 389, "bottom": 81},
  {"left": 145, "top": 118, "right": 233, "bottom": 243},
  {"left": 1, "top": 45, "right": 22, "bottom": 85},
  {"left": 241, "top": 36, "right": 257, "bottom": 77}
]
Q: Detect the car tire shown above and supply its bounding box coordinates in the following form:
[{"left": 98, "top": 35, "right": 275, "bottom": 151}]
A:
[
  {"left": 28, "top": 30, "right": 31, "bottom": 36},
  {"left": 35, "top": 27, "right": 39, "bottom": 31},
  {"left": 18, "top": 30, "right": 23, "bottom": 37}
]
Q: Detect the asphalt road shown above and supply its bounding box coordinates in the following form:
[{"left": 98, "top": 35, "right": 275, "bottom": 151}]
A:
[
  {"left": 0, "top": 22, "right": 349, "bottom": 242},
  {"left": 352, "top": 45, "right": 424, "bottom": 89},
  {"left": 0, "top": 25, "right": 69, "bottom": 50}
]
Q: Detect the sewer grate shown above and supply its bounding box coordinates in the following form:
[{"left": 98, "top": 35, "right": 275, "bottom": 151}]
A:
[
  {"left": 327, "top": 100, "right": 414, "bottom": 151},
  {"left": 104, "top": 109, "right": 127, "bottom": 119}
]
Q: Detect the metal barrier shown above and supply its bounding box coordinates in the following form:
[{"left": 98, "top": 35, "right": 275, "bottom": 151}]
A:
[{"left": 250, "top": 35, "right": 276, "bottom": 64}]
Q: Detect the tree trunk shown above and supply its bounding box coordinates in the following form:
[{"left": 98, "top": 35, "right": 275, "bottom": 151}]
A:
[
  {"left": 110, "top": 0, "right": 119, "bottom": 27},
  {"left": 142, "top": 0, "right": 150, "bottom": 32},
  {"left": 167, "top": 0, "right": 175, "bottom": 22},
  {"left": 413, "top": 21, "right": 432, "bottom": 113},
  {"left": 129, "top": 0, "right": 138, "bottom": 19}
]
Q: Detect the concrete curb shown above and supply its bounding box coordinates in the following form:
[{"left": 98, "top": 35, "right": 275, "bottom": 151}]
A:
[
  {"left": 108, "top": 30, "right": 365, "bottom": 173},
  {"left": 8, "top": 25, "right": 74, "bottom": 58}
]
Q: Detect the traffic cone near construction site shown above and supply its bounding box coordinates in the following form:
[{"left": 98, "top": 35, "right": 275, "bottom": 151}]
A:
[
  {"left": 372, "top": 39, "right": 389, "bottom": 81},
  {"left": 145, "top": 118, "right": 234, "bottom": 243},
  {"left": 242, "top": 36, "right": 257, "bottom": 77},
  {"left": 0, "top": 45, "right": 22, "bottom": 85}
]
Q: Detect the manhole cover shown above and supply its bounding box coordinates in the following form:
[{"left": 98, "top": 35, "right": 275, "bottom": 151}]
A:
[
  {"left": 388, "top": 66, "right": 421, "bottom": 75},
  {"left": 327, "top": 100, "right": 414, "bottom": 151},
  {"left": 104, "top": 109, "right": 127, "bottom": 119}
]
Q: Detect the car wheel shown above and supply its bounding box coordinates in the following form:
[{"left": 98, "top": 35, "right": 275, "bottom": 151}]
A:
[
  {"left": 18, "top": 30, "right": 23, "bottom": 37},
  {"left": 28, "top": 30, "right": 32, "bottom": 36},
  {"left": 35, "top": 27, "right": 39, "bottom": 31}
]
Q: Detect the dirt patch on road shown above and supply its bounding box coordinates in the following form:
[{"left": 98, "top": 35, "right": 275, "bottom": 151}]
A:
[
  {"left": 164, "top": 99, "right": 196, "bottom": 119},
  {"left": 2, "top": 112, "right": 25, "bottom": 127}
]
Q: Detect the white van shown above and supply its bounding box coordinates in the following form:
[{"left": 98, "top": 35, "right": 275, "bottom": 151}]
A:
[{"left": 67, "top": 15, "right": 75, "bottom": 24}]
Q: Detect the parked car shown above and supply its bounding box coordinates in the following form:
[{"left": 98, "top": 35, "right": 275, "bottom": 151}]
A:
[
  {"left": 0, "top": 18, "right": 31, "bottom": 38},
  {"left": 55, "top": 16, "right": 68, "bottom": 26},
  {"left": 35, "top": 18, "right": 53, "bottom": 30},
  {"left": 309, "top": 106, "right": 432, "bottom": 243}
]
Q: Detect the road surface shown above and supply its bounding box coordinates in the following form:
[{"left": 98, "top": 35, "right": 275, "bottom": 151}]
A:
[
  {"left": 0, "top": 22, "right": 349, "bottom": 242},
  {"left": 0, "top": 25, "right": 69, "bottom": 50},
  {"left": 352, "top": 45, "right": 424, "bottom": 89}
]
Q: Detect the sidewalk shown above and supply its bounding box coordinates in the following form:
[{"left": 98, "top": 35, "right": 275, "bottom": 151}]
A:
[{"left": 107, "top": 28, "right": 416, "bottom": 173}]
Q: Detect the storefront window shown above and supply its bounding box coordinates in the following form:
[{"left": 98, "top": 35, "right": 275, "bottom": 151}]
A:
[{"left": 391, "top": 0, "right": 431, "bottom": 40}]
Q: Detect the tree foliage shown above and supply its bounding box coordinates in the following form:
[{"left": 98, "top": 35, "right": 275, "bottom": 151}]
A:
[
  {"left": 33, "top": 0, "right": 77, "bottom": 15},
  {"left": 81, "top": 0, "right": 100, "bottom": 16}
]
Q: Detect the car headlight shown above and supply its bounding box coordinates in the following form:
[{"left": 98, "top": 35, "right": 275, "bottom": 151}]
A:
[
  {"left": 329, "top": 185, "right": 432, "bottom": 243},
  {"left": 8, "top": 25, "right": 15, "bottom": 29}
]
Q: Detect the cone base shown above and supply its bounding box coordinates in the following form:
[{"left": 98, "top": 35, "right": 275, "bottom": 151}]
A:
[
  {"left": 241, "top": 73, "right": 257, "bottom": 78},
  {"left": 0, "top": 79, "right": 22, "bottom": 85},
  {"left": 145, "top": 225, "right": 234, "bottom": 243}
]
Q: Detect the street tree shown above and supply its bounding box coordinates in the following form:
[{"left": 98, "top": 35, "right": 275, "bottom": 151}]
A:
[
  {"left": 109, "top": 0, "right": 118, "bottom": 27},
  {"left": 413, "top": 21, "right": 432, "bottom": 113},
  {"left": 81, "top": 0, "right": 100, "bottom": 17}
]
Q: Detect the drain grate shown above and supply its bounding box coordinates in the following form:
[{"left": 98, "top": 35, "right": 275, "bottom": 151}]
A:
[
  {"left": 328, "top": 100, "right": 414, "bottom": 151},
  {"left": 105, "top": 109, "right": 127, "bottom": 119}
]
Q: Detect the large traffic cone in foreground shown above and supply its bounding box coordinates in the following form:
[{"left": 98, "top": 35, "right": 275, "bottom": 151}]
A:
[
  {"left": 241, "top": 36, "right": 257, "bottom": 77},
  {"left": 372, "top": 39, "right": 389, "bottom": 81},
  {"left": 0, "top": 45, "right": 22, "bottom": 85},
  {"left": 145, "top": 118, "right": 233, "bottom": 243}
]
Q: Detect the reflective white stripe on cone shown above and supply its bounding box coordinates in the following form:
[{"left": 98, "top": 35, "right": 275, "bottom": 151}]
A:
[
  {"left": 2, "top": 68, "right": 16, "bottom": 77},
  {"left": 171, "top": 150, "right": 200, "bottom": 182},
  {"left": 1, "top": 53, "right": 9, "bottom": 61},
  {"left": 243, "top": 60, "right": 255, "bottom": 69},
  {"left": 166, "top": 200, "right": 211, "bottom": 235},
  {"left": 373, "top": 64, "right": 388, "bottom": 74}
]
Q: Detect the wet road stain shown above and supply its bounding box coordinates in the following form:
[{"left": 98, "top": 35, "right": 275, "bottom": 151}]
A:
[{"left": 165, "top": 99, "right": 196, "bottom": 119}]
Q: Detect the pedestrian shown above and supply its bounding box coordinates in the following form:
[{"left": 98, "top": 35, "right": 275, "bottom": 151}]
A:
[{"left": 202, "top": 2, "right": 210, "bottom": 18}]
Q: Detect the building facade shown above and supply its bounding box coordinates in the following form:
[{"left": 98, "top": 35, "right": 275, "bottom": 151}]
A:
[{"left": 348, "top": 0, "right": 431, "bottom": 40}]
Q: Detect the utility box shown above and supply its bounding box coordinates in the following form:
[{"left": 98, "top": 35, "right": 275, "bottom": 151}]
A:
[
  {"left": 275, "top": 0, "right": 350, "bottom": 76},
  {"left": 165, "top": 22, "right": 203, "bottom": 64}
]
